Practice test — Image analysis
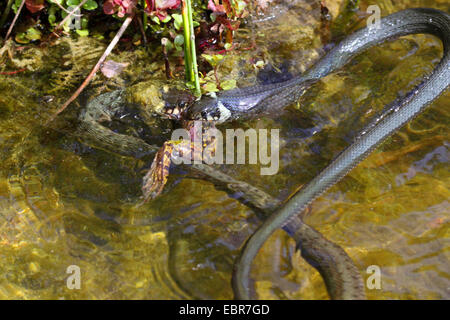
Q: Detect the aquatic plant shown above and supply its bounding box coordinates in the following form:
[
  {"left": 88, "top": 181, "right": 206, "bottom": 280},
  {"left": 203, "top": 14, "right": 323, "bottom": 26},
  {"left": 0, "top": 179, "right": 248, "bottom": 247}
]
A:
[{"left": 0, "top": 1, "right": 269, "bottom": 100}]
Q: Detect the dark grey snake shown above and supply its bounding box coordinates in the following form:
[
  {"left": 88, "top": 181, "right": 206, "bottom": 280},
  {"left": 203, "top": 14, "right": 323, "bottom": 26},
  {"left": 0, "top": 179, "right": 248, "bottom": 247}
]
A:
[
  {"left": 223, "top": 8, "right": 450, "bottom": 299},
  {"left": 73, "top": 8, "right": 449, "bottom": 300}
]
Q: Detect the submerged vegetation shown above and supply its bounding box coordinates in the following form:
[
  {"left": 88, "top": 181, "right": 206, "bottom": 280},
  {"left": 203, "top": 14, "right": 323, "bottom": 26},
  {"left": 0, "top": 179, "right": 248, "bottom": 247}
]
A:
[{"left": 0, "top": 0, "right": 258, "bottom": 97}]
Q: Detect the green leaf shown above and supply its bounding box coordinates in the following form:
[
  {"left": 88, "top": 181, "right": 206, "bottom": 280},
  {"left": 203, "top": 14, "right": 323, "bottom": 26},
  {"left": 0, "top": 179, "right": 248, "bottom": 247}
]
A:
[
  {"left": 92, "top": 33, "right": 105, "bottom": 40},
  {"left": 203, "top": 82, "right": 219, "bottom": 93},
  {"left": 186, "top": 82, "right": 196, "bottom": 90},
  {"left": 150, "top": 24, "right": 163, "bottom": 33},
  {"left": 75, "top": 29, "right": 89, "bottom": 37},
  {"left": 48, "top": 5, "right": 58, "bottom": 26},
  {"left": 12, "top": 0, "right": 23, "bottom": 13},
  {"left": 81, "top": 16, "right": 89, "bottom": 29},
  {"left": 48, "top": 14, "right": 56, "bottom": 25},
  {"left": 161, "top": 15, "right": 172, "bottom": 23},
  {"left": 151, "top": 15, "right": 160, "bottom": 25},
  {"left": 221, "top": 79, "right": 237, "bottom": 90},
  {"left": 26, "top": 27, "right": 42, "bottom": 41},
  {"left": 201, "top": 54, "right": 224, "bottom": 67},
  {"left": 202, "top": 54, "right": 214, "bottom": 65},
  {"left": 164, "top": 39, "right": 174, "bottom": 52},
  {"left": 14, "top": 27, "right": 42, "bottom": 43},
  {"left": 15, "top": 33, "right": 30, "bottom": 44},
  {"left": 172, "top": 13, "right": 182, "bottom": 30},
  {"left": 66, "top": 0, "right": 81, "bottom": 6},
  {"left": 174, "top": 34, "right": 184, "bottom": 51},
  {"left": 83, "top": 0, "right": 98, "bottom": 10}
]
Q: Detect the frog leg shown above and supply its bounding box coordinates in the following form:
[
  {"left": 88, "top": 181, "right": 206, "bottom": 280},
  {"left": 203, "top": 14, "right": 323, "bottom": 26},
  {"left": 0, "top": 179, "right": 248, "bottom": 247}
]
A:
[
  {"left": 142, "top": 139, "right": 194, "bottom": 200},
  {"left": 142, "top": 130, "right": 217, "bottom": 200},
  {"left": 142, "top": 141, "right": 175, "bottom": 200}
]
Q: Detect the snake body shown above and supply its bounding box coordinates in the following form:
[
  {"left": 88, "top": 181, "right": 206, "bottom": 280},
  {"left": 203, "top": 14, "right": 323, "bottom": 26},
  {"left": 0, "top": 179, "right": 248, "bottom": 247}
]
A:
[
  {"left": 231, "top": 8, "right": 450, "bottom": 299},
  {"left": 75, "top": 90, "right": 159, "bottom": 158},
  {"left": 190, "top": 164, "right": 365, "bottom": 299}
]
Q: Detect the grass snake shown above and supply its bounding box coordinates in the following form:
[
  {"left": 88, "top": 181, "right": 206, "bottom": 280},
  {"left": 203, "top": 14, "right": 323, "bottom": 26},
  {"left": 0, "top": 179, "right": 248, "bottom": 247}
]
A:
[{"left": 229, "top": 8, "right": 450, "bottom": 299}]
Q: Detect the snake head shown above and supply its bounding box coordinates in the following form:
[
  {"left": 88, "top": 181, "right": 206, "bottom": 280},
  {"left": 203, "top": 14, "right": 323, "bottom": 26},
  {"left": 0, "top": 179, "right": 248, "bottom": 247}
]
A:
[{"left": 183, "top": 93, "right": 232, "bottom": 123}]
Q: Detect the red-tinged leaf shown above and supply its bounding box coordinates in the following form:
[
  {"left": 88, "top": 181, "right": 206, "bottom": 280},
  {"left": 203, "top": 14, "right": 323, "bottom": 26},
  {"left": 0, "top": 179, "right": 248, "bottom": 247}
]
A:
[
  {"left": 215, "top": 15, "right": 240, "bottom": 31},
  {"left": 155, "top": 0, "right": 180, "bottom": 10},
  {"left": 155, "top": 11, "right": 168, "bottom": 21},
  {"left": 208, "top": 0, "right": 225, "bottom": 14},
  {"left": 103, "top": 0, "right": 116, "bottom": 15},
  {"left": 117, "top": 6, "right": 126, "bottom": 17},
  {"left": 145, "top": 0, "right": 154, "bottom": 11},
  {"left": 25, "top": 0, "right": 45, "bottom": 13},
  {"left": 144, "top": 0, "right": 179, "bottom": 20},
  {"left": 101, "top": 60, "right": 129, "bottom": 78},
  {"left": 222, "top": 0, "right": 233, "bottom": 15},
  {"left": 103, "top": 0, "right": 137, "bottom": 16},
  {"left": 121, "top": 0, "right": 137, "bottom": 10}
]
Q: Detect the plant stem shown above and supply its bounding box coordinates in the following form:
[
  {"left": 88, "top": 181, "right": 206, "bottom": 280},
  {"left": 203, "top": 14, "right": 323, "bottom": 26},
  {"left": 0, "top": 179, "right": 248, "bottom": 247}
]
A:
[
  {"left": 3, "top": 0, "right": 25, "bottom": 42},
  {"left": 182, "top": 0, "right": 201, "bottom": 96},
  {"left": 136, "top": 15, "right": 147, "bottom": 45},
  {"left": 186, "top": 0, "right": 201, "bottom": 96},
  {"left": 181, "top": 0, "right": 192, "bottom": 82},
  {"left": 0, "top": 0, "right": 14, "bottom": 28},
  {"left": 142, "top": 0, "right": 148, "bottom": 30}
]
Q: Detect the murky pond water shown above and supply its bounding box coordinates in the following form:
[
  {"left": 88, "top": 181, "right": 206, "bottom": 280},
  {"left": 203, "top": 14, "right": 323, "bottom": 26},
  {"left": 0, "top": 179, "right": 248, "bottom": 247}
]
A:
[{"left": 0, "top": 0, "right": 448, "bottom": 299}]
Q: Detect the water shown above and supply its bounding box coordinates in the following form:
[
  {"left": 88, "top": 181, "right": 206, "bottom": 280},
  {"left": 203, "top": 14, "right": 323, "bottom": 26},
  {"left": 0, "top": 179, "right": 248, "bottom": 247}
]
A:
[{"left": 0, "top": 0, "right": 448, "bottom": 299}]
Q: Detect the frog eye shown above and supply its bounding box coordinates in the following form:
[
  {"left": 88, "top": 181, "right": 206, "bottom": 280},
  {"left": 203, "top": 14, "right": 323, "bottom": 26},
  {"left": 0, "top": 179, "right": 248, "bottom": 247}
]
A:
[{"left": 179, "top": 102, "right": 189, "bottom": 112}]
